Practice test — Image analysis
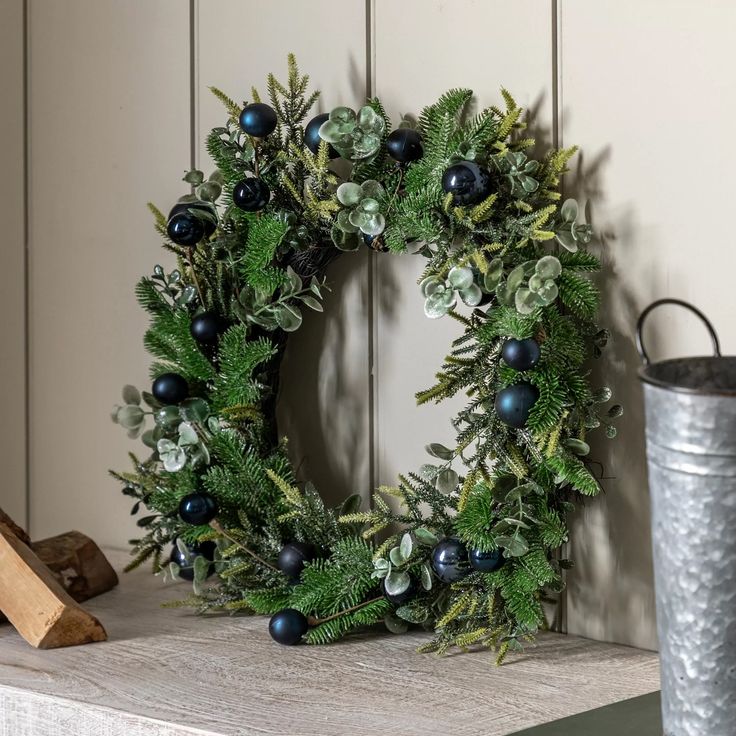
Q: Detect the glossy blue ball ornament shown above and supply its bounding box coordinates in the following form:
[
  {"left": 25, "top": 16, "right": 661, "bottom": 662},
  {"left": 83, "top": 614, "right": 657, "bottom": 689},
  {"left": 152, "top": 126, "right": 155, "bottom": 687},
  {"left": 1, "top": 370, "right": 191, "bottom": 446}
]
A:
[
  {"left": 166, "top": 212, "right": 204, "bottom": 248},
  {"left": 178, "top": 492, "right": 218, "bottom": 526},
  {"left": 441, "top": 161, "right": 490, "bottom": 205},
  {"left": 238, "top": 102, "right": 278, "bottom": 138},
  {"left": 190, "top": 311, "right": 228, "bottom": 346},
  {"left": 168, "top": 201, "right": 217, "bottom": 239},
  {"left": 152, "top": 372, "right": 189, "bottom": 405},
  {"left": 169, "top": 540, "right": 217, "bottom": 581},
  {"left": 304, "top": 113, "right": 339, "bottom": 158},
  {"left": 386, "top": 128, "right": 423, "bottom": 163},
  {"left": 469, "top": 547, "right": 505, "bottom": 573},
  {"left": 501, "top": 338, "right": 541, "bottom": 372},
  {"left": 233, "top": 178, "right": 270, "bottom": 212},
  {"left": 277, "top": 542, "right": 317, "bottom": 583},
  {"left": 494, "top": 382, "right": 540, "bottom": 429},
  {"left": 431, "top": 538, "right": 471, "bottom": 583},
  {"left": 269, "top": 608, "right": 309, "bottom": 646}
]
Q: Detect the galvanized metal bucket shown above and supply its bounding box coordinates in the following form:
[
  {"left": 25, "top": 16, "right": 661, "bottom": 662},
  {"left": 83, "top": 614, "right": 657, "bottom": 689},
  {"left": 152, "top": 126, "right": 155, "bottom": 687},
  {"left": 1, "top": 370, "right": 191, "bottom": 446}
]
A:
[{"left": 638, "top": 298, "right": 736, "bottom": 736}]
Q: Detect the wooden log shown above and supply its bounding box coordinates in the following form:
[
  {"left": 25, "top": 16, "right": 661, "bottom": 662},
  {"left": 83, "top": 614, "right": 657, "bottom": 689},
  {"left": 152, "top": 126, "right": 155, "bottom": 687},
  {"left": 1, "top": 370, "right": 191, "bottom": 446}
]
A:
[
  {"left": 0, "top": 507, "right": 30, "bottom": 546},
  {"left": 0, "top": 522, "right": 107, "bottom": 649},
  {"left": 32, "top": 531, "right": 119, "bottom": 602}
]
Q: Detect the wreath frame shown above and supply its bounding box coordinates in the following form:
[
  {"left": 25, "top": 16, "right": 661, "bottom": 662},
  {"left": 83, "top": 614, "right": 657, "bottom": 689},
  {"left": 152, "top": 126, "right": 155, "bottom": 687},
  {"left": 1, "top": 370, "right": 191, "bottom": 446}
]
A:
[{"left": 111, "top": 55, "right": 619, "bottom": 661}]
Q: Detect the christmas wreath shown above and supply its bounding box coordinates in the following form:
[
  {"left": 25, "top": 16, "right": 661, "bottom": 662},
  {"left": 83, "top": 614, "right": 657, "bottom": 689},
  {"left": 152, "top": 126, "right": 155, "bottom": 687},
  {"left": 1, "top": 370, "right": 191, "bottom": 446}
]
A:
[{"left": 111, "top": 56, "right": 619, "bottom": 661}]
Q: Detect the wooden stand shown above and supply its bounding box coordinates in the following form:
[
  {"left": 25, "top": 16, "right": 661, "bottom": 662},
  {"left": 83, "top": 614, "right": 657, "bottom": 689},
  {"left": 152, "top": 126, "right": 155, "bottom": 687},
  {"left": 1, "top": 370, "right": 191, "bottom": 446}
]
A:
[{"left": 0, "top": 507, "right": 115, "bottom": 649}]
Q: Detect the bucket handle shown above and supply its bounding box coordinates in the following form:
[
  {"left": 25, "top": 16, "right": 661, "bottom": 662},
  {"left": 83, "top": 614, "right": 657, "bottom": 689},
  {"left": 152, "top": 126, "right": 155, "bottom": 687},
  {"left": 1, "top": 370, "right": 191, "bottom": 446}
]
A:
[{"left": 636, "top": 298, "right": 721, "bottom": 365}]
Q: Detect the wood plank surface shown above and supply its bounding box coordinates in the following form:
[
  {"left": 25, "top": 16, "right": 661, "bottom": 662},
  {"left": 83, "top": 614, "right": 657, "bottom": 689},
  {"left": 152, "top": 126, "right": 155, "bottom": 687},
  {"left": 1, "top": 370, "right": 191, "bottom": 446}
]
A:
[{"left": 0, "top": 549, "right": 659, "bottom": 736}]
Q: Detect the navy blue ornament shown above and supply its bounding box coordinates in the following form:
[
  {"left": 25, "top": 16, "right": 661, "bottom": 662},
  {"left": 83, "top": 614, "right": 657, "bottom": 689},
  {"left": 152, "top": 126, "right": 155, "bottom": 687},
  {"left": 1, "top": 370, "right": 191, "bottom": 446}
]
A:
[
  {"left": 152, "top": 372, "right": 188, "bottom": 405},
  {"left": 233, "top": 178, "right": 270, "bottom": 212},
  {"left": 381, "top": 576, "right": 418, "bottom": 606},
  {"left": 441, "top": 161, "right": 490, "bottom": 205},
  {"left": 239, "top": 102, "right": 278, "bottom": 138},
  {"left": 502, "top": 338, "right": 541, "bottom": 372},
  {"left": 178, "top": 492, "right": 218, "bottom": 525},
  {"left": 269, "top": 608, "right": 309, "bottom": 646},
  {"left": 431, "top": 538, "right": 470, "bottom": 583},
  {"left": 469, "top": 547, "right": 505, "bottom": 573},
  {"left": 166, "top": 212, "right": 204, "bottom": 248},
  {"left": 277, "top": 542, "right": 316, "bottom": 583},
  {"left": 304, "top": 113, "right": 339, "bottom": 158},
  {"left": 495, "top": 382, "right": 539, "bottom": 429},
  {"left": 170, "top": 540, "right": 217, "bottom": 581},
  {"left": 386, "top": 128, "right": 423, "bottom": 163},
  {"left": 190, "top": 311, "right": 228, "bottom": 346},
  {"left": 168, "top": 202, "right": 217, "bottom": 239}
]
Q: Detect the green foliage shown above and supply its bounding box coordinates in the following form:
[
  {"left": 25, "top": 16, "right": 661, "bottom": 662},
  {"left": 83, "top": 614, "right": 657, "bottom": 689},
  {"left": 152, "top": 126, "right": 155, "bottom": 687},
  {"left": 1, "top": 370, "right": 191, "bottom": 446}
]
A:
[{"left": 112, "top": 57, "right": 617, "bottom": 664}]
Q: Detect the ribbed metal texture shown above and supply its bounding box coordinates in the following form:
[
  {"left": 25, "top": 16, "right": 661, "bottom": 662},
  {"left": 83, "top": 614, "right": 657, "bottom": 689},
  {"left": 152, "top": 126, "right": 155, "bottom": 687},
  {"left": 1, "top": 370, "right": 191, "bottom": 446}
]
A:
[{"left": 642, "top": 358, "right": 736, "bottom": 736}]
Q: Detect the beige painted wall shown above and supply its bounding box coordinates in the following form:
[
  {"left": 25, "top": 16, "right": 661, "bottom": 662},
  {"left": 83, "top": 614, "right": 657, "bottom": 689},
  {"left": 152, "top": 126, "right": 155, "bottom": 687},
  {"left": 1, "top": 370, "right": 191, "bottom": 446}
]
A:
[
  {"left": 0, "top": 0, "right": 27, "bottom": 528},
  {"left": 10, "top": 0, "right": 732, "bottom": 648}
]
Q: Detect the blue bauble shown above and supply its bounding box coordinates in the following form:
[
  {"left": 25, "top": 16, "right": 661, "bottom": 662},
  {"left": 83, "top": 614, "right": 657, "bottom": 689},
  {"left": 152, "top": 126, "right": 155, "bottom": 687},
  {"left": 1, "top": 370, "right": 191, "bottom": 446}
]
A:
[
  {"left": 441, "top": 161, "right": 490, "bottom": 205},
  {"left": 233, "top": 178, "right": 270, "bottom": 212},
  {"left": 431, "top": 538, "right": 470, "bottom": 583},
  {"left": 152, "top": 372, "right": 188, "bottom": 405},
  {"left": 304, "top": 113, "right": 339, "bottom": 158},
  {"left": 178, "top": 492, "right": 218, "bottom": 526},
  {"left": 362, "top": 233, "right": 388, "bottom": 252},
  {"left": 386, "top": 128, "right": 423, "bottom": 163},
  {"left": 501, "top": 338, "right": 541, "bottom": 372},
  {"left": 269, "top": 608, "right": 309, "bottom": 646},
  {"left": 239, "top": 102, "right": 278, "bottom": 138},
  {"left": 170, "top": 540, "right": 217, "bottom": 581},
  {"left": 166, "top": 212, "right": 204, "bottom": 247},
  {"left": 277, "top": 542, "right": 317, "bottom": 583},
  {"left": 190, "top": 311, "right": 228, "bottom": 346},
  {"left": 469, "top": 547, "right": 505, "bottom": 573},
  {"left": 494, "top": 382, "right": 539, "bottom": 429},
  {"left": 168, "top": 201, "right": 217, "bottom": 239}
]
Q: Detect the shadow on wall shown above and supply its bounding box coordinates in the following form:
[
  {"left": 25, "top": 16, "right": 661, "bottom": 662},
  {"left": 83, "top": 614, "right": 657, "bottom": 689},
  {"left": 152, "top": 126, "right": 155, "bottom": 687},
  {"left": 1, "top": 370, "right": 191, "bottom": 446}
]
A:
[{"left": 565, "top": 148, "right": 658, "bottom": 650}]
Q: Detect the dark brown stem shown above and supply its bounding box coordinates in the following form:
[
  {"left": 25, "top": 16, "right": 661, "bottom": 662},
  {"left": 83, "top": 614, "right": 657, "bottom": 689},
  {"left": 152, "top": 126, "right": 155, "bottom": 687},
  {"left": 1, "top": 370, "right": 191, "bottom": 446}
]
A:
[
  {"left": 209, "top": 520, "right": 279, "bottom": 573},
  {"left": 307, "top": 595, "right": 384, "bottom": 626}
]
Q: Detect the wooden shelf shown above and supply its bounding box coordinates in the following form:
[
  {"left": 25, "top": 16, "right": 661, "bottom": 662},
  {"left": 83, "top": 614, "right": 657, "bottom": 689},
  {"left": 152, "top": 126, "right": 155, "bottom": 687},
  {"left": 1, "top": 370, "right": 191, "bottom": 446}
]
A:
[{"left": 0, "top": 549, "right": 660, "bottom": 736}]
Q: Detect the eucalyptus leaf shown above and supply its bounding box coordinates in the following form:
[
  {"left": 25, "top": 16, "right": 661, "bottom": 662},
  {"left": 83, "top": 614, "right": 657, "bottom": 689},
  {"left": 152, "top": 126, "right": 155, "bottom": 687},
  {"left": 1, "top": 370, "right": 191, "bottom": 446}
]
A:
[
  {"left": 384, "top": 570, "right": 411, "bottom": 596},
  {"left": 117, "top": 405, "right": 145, "bottom": 430},
  {"left": 435, "top": 468, "right": 459, "bottom": 493},
  {"left": 177, "top": 422, "right": 198, "bottom": 446},
  {"left": 274, "top": 304, "right": 303, "bottom": 332},
  {"left": 389, "top": 546, "right": 406, "bottom": 566},
  {"left": 495, "top": 534, "right": 529, "bottom": 557},
  {"left": 193, "top": 554, "right": 210, "bottom": 583},
  {"left": 183, "top": 169, "right": 204, "bottom": 185},
  {"left": 399, "top": 532, "right": 413, "bottom": 560},
  {"left": 384, "top": 613, "right": 409, "bottom": 635},
  {"left": 122, "top": 385, "right": 141, "bottom": 405},
  {"left": 420, "top": 562, "right": 433, "bottom": 591},
  {"left": 414, "top": 527, "right": 439, "bottom": 546},
  {"left": 396, "top": 604, "right": 429, "bottom": 623},
  {"left": 564, "top": 438, "right": 590, "bottom": 456},
  {"left": 425, "top": 443, "right": 454, "bottom": 461},
  {"left": 300, "top": 295, "right": 323, "bottom": 312},
  {"left": 447, "top": 266, "right": 473, "bottom": 290}
]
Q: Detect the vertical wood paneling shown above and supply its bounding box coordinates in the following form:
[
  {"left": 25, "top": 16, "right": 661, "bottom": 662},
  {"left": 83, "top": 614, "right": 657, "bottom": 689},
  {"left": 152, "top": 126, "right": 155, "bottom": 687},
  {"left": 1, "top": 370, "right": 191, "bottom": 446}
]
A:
[
  {"left": 560, "top": 0, "right": 736, "bottom": 649},
  {"left": 27, "top": 0, "right": 191, "bottom": 544},
  {"left": 196, "top": 1, "right": 370, "bottom": 504},
  {"left": 0, "top": 0, "right": 27, "bottom": 527},
  {"left": 372, "top": 0, "right": 554, "bottom": 497}
]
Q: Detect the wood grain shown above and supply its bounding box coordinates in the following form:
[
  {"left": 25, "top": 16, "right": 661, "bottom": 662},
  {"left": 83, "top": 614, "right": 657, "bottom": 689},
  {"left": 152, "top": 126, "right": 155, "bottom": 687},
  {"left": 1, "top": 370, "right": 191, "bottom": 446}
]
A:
[
  {"left": 0, "top": 548, "right": 659, "bottom": 736},
  {"left": 0, "top": 524, "right": 107, "bottom": 649}
]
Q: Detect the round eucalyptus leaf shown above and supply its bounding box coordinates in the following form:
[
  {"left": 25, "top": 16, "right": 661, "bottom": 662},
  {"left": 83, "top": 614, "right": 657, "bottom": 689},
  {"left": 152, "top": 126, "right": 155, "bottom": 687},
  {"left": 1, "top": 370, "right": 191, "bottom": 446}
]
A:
[
  {"left": 459, "top": 283, "right": 482, "bottom": 307},
  {"left": 555, "top": 229, "right": 578, "bottom": 252},
  {"left": 536, "top": 281, "right": 558, "bottom": 305},
  {"left": 155, "top": 405, "right": 182, "bottom": 428},
  {"left": 400, "top": 532, "right": 413, "bottom": 560},
  {"left": 360, "top": 179, "right": 384, "bottom": 199},
  {"left": 122, "top": 385, "right": 141, "bottom": 405},
  {"left": 420, "top": 277, "right": 443, "bottom": 297},
  {"left": 337, "top": 182, "right": 362, "bottom": 206},
  {"left": 418, "top": 464, "right": 440, "bottom": 480},
  {"left": 414, "top": 527, "right": 439, "bottom": 546},
  {"left": 447, "top": 266, "right": 474, "bottom": 290},
  {"left": 177, "top": 421, "right": 198, "bottom": 446},
  {"left": 425, "top": 442, "right": 454, "bottom": 461},
  {"left": 507, "top": 264, "right": 526, "bottom": 291},
  {"left": 337, "top": 208, "right": 360, "bottom": 233},
  {"left": 528, "top": 274, "right": 544, "bottom": 292},
  {"left": 141, "top": 429, "right": 157, "bottom": 449},
  {"left": 384, "top": 570, "right": 411, "bottom": 596},
  {"left": 331, "top": 223, "right": 360, "bottom": 251},
  {"left": 560, "top": 198, "right": 579, "bottom": 223},
  {"left": 420, "top": 563, "right": 433, "bottom": 591},
  {"left": 384, "top": 612, "right": 409, "bottom": 635},
  {"left": 117, "top": 405, "right": 145, "bottom": 430},
  {"left": 424, "top": 290, "right": 456, "bottom": 319},
  {"left": 360, "top": 197, "right": 380, "bottom": 215},
  {"left": 196, "top": 181, "right": 222, "bottom": 202},
  {"left": 535, "top": 255, "right": 562, "bottom": 280},
  {"left": 180, "top": 397, "right": 210, "bottom": 423},
  {"left": 515, "top": 288, "right": 542, "bottom": 315},
  {"left": 389, "top": 546, "right": 406, "bottom": 566},
  {"left": 361, "top": 213, "right": 385, "bottom": 236},
  {"left": 435, "top": 468, "right": 459, "bottom": 493},
  {"left": 275, "top": 304, "right": 303, "bottom": 332},
  {"left": 564, "top": 438, "right": 590, "bottom": 456},
  {"left": 301, "top": 295, "right": 323, "bottom": 312}
]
